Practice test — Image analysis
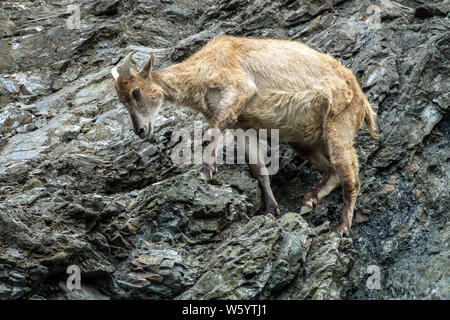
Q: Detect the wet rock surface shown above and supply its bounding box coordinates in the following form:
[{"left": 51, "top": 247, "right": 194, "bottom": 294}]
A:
[{"left": 0, "top": 0, "right": 448, "bottom": 299}]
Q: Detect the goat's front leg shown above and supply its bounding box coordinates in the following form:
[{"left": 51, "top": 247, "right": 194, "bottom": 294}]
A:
[
  {"left": 199, "top": 86, "right": 255, "bottom": 181},
  {"left": 199, "top": 123, "right": 220, "bottom": 181},
  {"left": 246, "top": 138, "right": 280, "bottom": 216}
]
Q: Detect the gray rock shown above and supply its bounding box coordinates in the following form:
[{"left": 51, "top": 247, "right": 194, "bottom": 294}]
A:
[
  {"left": 279, "top": 233, "right": 355, "bottom": 300},
  {"left": 0, "top": 0, "right": 448, "bottom": 300},
  {"left": 177, "top": 214, "right": 281, "bottom": 299}
]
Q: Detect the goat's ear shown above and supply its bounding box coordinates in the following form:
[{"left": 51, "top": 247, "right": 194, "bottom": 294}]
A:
[
  {"left": 111, "top": 66, "right": 119, "bottom": 80},
  {"left": 130, "top": 65, "right": 138, "bottom": 76},
  {"left": 139, "top": 53, "right": 155, "bottom": 78}
]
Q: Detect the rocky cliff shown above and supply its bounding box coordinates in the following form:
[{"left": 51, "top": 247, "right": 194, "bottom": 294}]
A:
[{"left": 0, "top": 0, "right": 448, "bottom": 300}]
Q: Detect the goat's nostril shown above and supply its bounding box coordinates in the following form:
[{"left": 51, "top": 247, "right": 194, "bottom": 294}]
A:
[{"left": 135, "top": 127, "right": 147, "bottom": 138}]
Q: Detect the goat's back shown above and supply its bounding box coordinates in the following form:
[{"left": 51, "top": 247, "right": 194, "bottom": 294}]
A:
[{"left": 190, "top": 36, "right": 370, "bottom": 143}]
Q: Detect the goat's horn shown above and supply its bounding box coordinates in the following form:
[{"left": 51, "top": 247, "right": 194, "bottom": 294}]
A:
[{"left": 119, "top": 52, "right": 134, "bottom": 77}]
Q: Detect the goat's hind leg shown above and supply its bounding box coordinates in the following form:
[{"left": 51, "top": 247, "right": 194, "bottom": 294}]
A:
[
  {"left": 300, "top": 171, "right": 340, "bottom": 215},
  {"left": 289, "top": 144, "right": 340, "bottom": 215},
  {"left": 328, "top": 140, "right": 360, "bottom": 237}
]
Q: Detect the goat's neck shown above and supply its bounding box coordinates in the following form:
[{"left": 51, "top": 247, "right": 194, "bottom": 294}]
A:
[{"left": 151, "top": 63, "right": 201, "bottom": 108}]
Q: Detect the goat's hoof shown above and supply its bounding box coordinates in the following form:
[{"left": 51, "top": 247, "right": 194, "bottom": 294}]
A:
[
  {"left": 299, "top": 196, "right": 317, "bottom": 215},
  {"left": 329, "top": 223, "right": 350, "bottom": 237},
  {"left": 299, "top": 204, "right": 313, "bottom": 215},
  {"left": 265, "top": 206, "right": 280, "bottom": 217},
  {"left": 199, "top": 165, "right": 214, "bottom": 181}
]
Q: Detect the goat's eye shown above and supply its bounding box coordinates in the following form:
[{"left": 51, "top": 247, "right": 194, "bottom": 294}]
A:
[{"left": 132, "top": 88, "right": 141, "bottom": 100}]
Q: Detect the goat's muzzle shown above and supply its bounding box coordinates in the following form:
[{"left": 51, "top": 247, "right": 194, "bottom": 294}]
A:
[{"left": 134, "top": 123, "right": 151, "bottom": 139}]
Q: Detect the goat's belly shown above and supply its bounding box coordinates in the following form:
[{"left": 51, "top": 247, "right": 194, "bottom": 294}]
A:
[
  {"left": 236, "top": 89, "right": 329, "bottom": 144},
  {"left": 235, "top": 118, "right": 323, "bottom": 145}
]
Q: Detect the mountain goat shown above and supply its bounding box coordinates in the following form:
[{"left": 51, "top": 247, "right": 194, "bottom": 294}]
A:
[{"left": 111, "top": 35, "right": 378, "bottom": 236}]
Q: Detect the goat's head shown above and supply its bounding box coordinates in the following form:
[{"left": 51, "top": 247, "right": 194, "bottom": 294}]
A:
[{"left": 111, "top": 52, "right": 163, "bottom": 139}]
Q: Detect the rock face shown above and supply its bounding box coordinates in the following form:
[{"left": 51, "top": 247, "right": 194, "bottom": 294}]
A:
[{"left": 0, "top": 0, "right": 448, "bottom": 300}]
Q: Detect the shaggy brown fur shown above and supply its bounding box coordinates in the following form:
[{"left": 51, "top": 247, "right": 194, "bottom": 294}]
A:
[{"left": 111, "top": 35, "right": 379, "bottom": 236}]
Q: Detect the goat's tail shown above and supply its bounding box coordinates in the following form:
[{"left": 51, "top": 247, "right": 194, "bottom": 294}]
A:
[{"left": 364, "top": 100, "right": 379, "bottom": 139}]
